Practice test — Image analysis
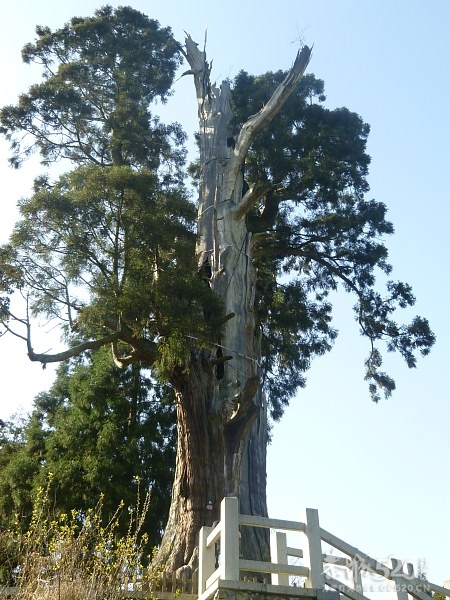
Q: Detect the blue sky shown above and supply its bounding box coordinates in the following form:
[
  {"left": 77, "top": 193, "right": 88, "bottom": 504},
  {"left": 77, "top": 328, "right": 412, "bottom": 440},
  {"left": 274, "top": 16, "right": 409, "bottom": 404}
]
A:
[{"left": 1, "top": 0, "right": 449, "bottom": 587}]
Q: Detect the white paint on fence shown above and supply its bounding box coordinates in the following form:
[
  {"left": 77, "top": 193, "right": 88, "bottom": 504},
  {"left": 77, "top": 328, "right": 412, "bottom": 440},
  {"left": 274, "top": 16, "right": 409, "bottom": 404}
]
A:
[{"left": 197, "top": 497, "right": 450, "bottom": 600}]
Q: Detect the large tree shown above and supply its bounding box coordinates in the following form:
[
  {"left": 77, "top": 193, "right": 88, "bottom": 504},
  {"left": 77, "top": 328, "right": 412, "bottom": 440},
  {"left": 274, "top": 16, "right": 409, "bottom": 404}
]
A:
[{"left": 0, "top": 6, "right": 434, "bottom": 571}]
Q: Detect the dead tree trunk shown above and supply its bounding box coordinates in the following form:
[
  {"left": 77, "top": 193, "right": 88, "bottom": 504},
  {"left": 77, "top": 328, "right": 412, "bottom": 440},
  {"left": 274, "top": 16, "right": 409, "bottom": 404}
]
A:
[{"left": 154, "top": 36, "right": 311, "bottom": 572}]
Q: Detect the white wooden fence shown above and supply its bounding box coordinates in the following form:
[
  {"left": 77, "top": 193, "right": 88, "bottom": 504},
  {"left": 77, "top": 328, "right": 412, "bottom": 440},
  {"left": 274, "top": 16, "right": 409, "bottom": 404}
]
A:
[{"left": 198, "top": 496, "right": 450, "bottom": 600}]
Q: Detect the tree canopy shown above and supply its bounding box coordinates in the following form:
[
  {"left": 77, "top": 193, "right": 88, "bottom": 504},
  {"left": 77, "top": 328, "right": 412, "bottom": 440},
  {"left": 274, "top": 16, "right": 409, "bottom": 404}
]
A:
[
  {"left": 229, "top": 70, "right": 433, "bottom": 407},
  {"left": 0, "top": 5, "right": 184, "bottom": 170},
  {"left": 0, "top": 6, "right": 222, "bottom": 376}
]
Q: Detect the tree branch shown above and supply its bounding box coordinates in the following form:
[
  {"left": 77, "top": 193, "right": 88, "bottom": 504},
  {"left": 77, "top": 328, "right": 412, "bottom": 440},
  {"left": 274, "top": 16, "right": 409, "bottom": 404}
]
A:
[
  {"left": 16, "top": 302, "right": 159, "bottom": 366},
  {"left": 27, "top": 330, "right": 123, "bottom": 365},
  {"left": 254, "top": 241, "right": 380, "bottom": 344},
  {"left": 230, "top": 45, "right": 312, "bottom": 204},
  {"left": 255, "top": 242, "right": 362, "bottom": 296}
]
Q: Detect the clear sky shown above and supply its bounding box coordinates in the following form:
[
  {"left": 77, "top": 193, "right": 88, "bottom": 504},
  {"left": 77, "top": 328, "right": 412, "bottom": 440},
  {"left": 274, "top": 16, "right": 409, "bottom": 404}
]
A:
[{"left": 1, "top": 0, "right": 449, "bottom": 587}]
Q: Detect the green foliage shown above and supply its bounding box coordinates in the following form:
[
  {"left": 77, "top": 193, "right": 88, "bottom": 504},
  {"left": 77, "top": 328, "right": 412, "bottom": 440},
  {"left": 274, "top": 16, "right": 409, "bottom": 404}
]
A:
[
  {"left": 0, "top": 348, "right": 175, "bottom": 549},
  {"left": 0, "top": 5, "right": 434, "bottom": 414},
  {"left": 0, "top": 4, "right": 223, "bottom": 381},
  {"left": 0, "top": 5, "right": 184, "bottom": 170},
  {"left": 231, "top": 70, "right": 434, "bottom": 411},
  {"left": 4, "top": 162, "right": 222, "bottom": 368},
  {"left": 259, "top": 275, "right": 337, "bottom": 420},
  {"left": 0, "top": 245, "right": 23, "bottom": 321},
  {"left": 0, "top": 9, "right": 438, "bottom": 572},
  {"left": 0, "top": 415, "right": 44, "bottom": 527}
]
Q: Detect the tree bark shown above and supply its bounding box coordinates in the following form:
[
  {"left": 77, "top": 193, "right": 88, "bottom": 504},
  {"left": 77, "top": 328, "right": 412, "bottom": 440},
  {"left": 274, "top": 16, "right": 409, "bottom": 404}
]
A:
[
  {"left": 154, "top": 36, "right": 311, "bottom": 572},
  {"left": 155, "top": 349, "right": 224, "bottom": 570},
  {"left": 238, "top": 392, "right": 270, "bottom": 561}
]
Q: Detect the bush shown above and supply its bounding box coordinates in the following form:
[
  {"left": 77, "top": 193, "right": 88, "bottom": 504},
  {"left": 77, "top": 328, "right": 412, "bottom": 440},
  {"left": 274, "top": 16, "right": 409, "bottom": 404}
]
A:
[{"left": 1, "top": 474, "right": 152, "bottom": 600}]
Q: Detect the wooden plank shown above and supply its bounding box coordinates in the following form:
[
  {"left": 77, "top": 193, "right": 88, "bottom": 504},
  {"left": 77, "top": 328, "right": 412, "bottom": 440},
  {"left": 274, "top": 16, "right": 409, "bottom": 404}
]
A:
[
  {"left": 197, "top": 577, "right": 319, "bottom": 600},
  {"left": 220, "top": 497, "right": 240, "bottom": 581},
  {"left": 239, "top": 558, "right": 309, "bottom": 577},
  {"left": 321, "top": 528, "right": 444, "bottom": 600},
  {"left": 323, "top": 554, "right": 374, "bottom": 572},
  {"left": 323, "top": 554, "right": 351, "bottom": 567},
  {"left": 321, "top": 528, "right": 394, "bottom": 580},
  {"left": 325, "top": 575, "right": 372, "bottom": 600},
  {"left": 304, "top": 508, "right": 324, "bottom": 588},
  {"left": 199, "top": 525, "right": 215, "bottom": 594},
  {"left": 400, "top": 579, "right": 446, "bottom": 600},
  {"left": 424, "top": 582, "right": 450, "bottom": 598},
  {"left": 352, "top": 557, "right": 363, "bottom": 594},
  {"left": 390, "top": 559, "right": 409, "bottom": 600},
  {"left": 287, "top": 546, "right": 304, "bottom": 558},
  {"left": 270, "top": 531, "right": 289, "bottom": 586},
  {"left": 205, "top": 568, "right": 220, "bottom": 590},
  {"left": 239, "top": 514, "right": 306, "bottom": 532},
  {"left": 206, "top": 522, "right": 221, "bottom": 547}
]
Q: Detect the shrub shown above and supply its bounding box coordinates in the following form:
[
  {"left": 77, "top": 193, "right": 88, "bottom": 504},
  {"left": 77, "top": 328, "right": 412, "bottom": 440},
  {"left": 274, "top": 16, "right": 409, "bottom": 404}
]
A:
[{"left": 2, "top": 474, "right": 152, "bottom": 600}]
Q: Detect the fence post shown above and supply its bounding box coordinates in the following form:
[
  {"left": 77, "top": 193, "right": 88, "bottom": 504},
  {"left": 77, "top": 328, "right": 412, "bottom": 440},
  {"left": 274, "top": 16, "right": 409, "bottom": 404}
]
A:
[
  {"left": 270, "top": 530, "right": 289, "bottom": 586},
  {"left": 391, "top": 558, "right": 409, "bottom": 600},
  {"left": 352, "top": 558, "right": 363, "bottom": 593},
  {"left": 199, "top": 525, "right": 214, "bottom": 594},
  {"left": 303, "top": 508, "right": 325, "bottom": 589},
  {"left": 220, "top": 496, "right": 240, "bottom": 582},
  {"left": 404, "top": 562, "right": 414, "bottom": 579}
]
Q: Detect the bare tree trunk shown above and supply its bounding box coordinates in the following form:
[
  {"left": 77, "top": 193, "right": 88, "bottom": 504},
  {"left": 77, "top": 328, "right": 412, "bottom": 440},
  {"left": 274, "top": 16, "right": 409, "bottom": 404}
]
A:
[{"left": 154, "top": 36, "right": 311, "bottom": 571}]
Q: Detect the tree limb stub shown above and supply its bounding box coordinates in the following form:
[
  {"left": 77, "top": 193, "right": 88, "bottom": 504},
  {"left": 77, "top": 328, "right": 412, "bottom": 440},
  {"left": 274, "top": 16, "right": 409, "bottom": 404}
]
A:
[
  {"left": 184, "top": 34, "right": 214, "bottom": 110},
  {"left": 111, "top": 340, "right": 135, "bottom": 368},
  {"left": 232, "top": 182, "right": 274, "bottom": 221},
  {"left": 210, "top": 354, "right": 233, "bottom": 366},
  {"left": 228, "top": 375, "right": 260, "bottom": 423}
]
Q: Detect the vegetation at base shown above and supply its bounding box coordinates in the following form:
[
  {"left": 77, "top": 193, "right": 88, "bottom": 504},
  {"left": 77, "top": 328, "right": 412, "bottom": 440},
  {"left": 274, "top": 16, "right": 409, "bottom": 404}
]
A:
[{"left": 0, "top": 474, "right": 153, "bottom": 599}]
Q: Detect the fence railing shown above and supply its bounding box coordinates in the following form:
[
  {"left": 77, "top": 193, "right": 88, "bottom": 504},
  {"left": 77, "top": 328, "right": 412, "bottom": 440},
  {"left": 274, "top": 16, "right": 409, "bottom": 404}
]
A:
[{"left": 198, "top": 496, "right": 450, "bottom": 600}]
